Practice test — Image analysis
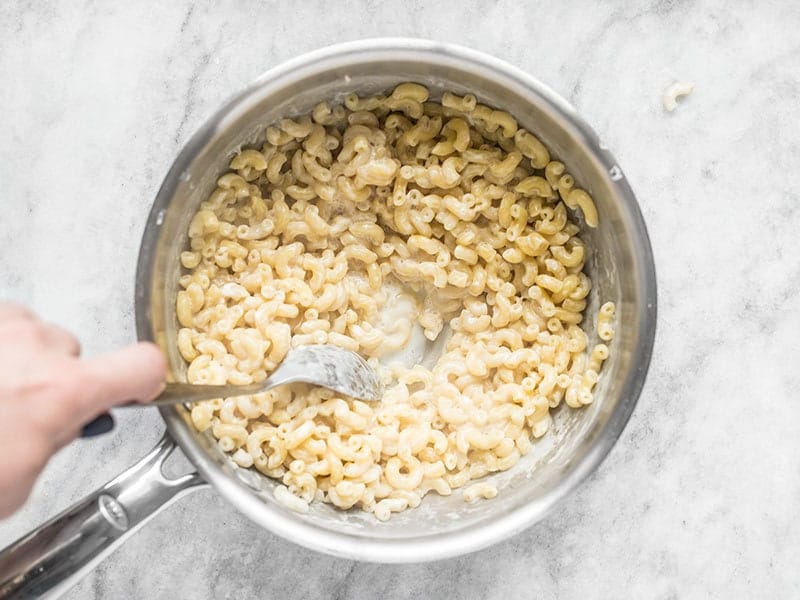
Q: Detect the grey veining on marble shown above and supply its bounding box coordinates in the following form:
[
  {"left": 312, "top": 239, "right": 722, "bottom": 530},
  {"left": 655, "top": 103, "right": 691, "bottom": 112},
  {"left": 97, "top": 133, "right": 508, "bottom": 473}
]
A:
[{"left": 1, "top": 1, "right": 799, "bottom": 598}]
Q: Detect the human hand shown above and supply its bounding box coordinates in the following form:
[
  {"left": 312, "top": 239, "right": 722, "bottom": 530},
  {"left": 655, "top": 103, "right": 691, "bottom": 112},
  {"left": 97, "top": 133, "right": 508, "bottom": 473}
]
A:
[{"left": 0, "top": 302, "right": 167, "bottom": 518}]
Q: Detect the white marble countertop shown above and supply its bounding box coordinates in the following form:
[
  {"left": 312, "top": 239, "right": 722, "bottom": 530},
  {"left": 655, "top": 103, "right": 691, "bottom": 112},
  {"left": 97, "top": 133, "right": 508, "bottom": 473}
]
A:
[{"left": 1, "top": 1, "right": 799, "bottom": 598}]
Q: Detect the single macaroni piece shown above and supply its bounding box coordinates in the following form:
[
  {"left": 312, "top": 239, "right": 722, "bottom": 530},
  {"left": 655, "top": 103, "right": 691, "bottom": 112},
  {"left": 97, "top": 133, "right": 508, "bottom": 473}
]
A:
[
  {"left": 663, "top": 81, "right": 695, "bottom": 112},
  {"left": 597, "top": 301, "right": 616, "bottom": 342},
  {"left": 274, "top": 484, "right": 310, "bottom": 514},
  {"left": 462, "top": 481, "right": 499, "bottom": 502},
  {"left": 178, "top": 83, "right": 615, "bottom": 521}
]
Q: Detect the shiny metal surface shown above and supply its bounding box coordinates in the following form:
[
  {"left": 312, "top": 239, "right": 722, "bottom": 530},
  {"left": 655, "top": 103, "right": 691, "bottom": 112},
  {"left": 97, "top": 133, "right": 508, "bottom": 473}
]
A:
[
  {"left": 139, "top": 345, "right": 382, "bottom": 406},
  {"left": 0, "top": 38, "right": 656, "bottom": 595},
  {"left": 0, "top": 436, "right": 205, "bottom": 599},
  {"left": 138, "top": 38, "right": 656, "bottom": 562}
]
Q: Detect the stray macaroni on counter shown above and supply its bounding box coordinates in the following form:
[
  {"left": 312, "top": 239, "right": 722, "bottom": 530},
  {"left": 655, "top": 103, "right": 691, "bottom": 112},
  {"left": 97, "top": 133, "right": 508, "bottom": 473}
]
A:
[
  {"left": 176, "top": 83, "right": 616, "bottom": 520},
  {"left": 663, "top": 81, "right": 695, "bottom": 112}
]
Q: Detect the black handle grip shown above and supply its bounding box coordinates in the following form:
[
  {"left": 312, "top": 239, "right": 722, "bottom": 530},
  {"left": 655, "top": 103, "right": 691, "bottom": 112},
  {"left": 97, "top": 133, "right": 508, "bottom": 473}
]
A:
[{"left": 80, "top": 413, "right": 115, "bottom": 437}]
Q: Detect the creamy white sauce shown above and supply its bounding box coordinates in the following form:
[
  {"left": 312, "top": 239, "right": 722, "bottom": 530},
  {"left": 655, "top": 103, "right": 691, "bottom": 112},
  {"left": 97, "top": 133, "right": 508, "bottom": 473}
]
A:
[{"left": 374, "top": 279, "right": 450, "bottom": 369}]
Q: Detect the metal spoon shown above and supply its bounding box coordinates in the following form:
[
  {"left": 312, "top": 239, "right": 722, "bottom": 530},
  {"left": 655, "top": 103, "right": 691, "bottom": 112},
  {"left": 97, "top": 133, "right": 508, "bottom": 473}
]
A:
[
  {"left": 151, "top": 344, "right": 382, "bottom": 405},
  {"left": 80, "top": 345, "right": 382, "bottom": 437}
]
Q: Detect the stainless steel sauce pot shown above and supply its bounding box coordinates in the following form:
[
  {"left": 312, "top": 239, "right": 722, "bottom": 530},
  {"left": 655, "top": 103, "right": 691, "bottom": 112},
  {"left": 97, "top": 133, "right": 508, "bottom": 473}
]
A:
[{"left": 0, "top": 38, "right": 657, "bottom": 599}]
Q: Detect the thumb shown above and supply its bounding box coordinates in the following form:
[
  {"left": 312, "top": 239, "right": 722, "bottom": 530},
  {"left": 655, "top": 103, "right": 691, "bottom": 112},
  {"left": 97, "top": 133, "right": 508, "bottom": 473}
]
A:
[{"left": 81, "top": 342, "right": 167, "bottom": 410}]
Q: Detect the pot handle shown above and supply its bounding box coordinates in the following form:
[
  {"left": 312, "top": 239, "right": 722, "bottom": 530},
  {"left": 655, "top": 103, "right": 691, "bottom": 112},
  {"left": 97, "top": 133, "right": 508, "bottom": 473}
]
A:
[{"left": 0, "top": 434, "right": 206, "bottom": 599}]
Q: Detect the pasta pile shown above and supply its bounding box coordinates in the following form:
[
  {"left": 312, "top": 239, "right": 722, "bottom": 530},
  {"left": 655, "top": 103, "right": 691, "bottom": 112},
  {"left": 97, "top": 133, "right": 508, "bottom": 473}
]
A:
[{"left": 176, "top": 83, "right": 615, "bottom": 520}]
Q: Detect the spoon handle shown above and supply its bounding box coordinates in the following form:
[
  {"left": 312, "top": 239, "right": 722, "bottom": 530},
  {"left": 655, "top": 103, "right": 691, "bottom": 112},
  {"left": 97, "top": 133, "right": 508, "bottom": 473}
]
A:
[
  {"left": 79, "top": 381, "right": 269, "bottom": 438},
  {"left": 146, "top": 381, "right": 269, "bottom": 405}
]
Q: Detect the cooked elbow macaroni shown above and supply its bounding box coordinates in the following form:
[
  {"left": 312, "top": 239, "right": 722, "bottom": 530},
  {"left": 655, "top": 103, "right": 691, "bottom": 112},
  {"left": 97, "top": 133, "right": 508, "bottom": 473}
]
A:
[
  {"left": 177, "top": 84, "right": 616, "bottom": 520},
  {"left": 662, "top": 81, "right": 695, "bottom": 112}
]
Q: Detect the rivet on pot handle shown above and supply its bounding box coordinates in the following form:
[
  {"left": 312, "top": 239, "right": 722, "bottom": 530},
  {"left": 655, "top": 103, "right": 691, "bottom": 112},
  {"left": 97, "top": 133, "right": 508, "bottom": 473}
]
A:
[{"left": 0, "top": 434, "right": 206, "bottom": 599}]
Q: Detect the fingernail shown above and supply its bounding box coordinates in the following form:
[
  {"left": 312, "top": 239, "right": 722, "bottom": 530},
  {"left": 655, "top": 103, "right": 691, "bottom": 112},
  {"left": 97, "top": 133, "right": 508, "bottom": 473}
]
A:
[{"left": 147, "top": 379, "right": 167, "bottom": 401}]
